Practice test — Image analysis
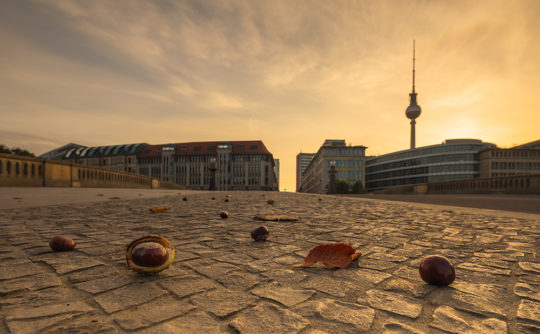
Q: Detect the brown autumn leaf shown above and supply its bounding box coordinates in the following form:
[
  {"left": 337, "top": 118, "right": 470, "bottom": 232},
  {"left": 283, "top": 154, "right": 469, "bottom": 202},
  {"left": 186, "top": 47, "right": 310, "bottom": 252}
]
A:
[
  {"left": 149, "top": 207, "right": 169, "bottom": 213},
  {"left": 253, "top": 215, "right": 300, "bottom": 222},
  {"left": 292, "top": 243, "right": 361, "bottom": 270}
]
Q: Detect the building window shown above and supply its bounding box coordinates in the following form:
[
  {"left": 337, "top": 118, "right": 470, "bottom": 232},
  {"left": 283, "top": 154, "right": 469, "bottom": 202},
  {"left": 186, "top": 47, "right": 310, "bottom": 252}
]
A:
[{"left": 15, "top": 162, "right": 20, "bottom": 176}]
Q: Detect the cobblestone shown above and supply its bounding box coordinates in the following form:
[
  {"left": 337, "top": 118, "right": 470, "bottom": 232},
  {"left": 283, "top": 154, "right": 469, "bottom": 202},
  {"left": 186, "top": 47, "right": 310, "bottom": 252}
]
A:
[{"left": 0, "top": 190, "right": 539, "bottom": 332}]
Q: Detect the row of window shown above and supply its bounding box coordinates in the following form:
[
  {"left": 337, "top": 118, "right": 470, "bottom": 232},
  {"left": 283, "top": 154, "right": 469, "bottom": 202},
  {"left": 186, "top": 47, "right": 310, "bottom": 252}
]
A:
[
  {"left": 367, "top": 154, "right": 476, "bottom": 173},
  {"left": 490, "top": 150, "right": 540, "bottom": 158},
  {"left": 0, "top": 160, "right": 42, "bottom": 177},
  {"left": 325, "top": 148, "right": 365, "bottom": 157},
  {"left": 327, "top": 171, "right": 363, "bottom": 179},
  {"left": 324, "top": 160, "right": 363, "bottom": 168},
  {"left": 491, "top": 161, "right": 540, "bottom": 170}
]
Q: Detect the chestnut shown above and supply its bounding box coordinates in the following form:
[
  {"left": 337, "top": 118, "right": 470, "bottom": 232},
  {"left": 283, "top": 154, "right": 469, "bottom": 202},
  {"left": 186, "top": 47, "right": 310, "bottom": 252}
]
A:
[
  {"left": 251, "top": 226, "right": 269, "bottom": 241},
  {"left": 126, "top": 235, "right": 175, "bottom": 274},
  {"left": 49, "top": 236, "right": 76, "bottom": 251},
  {"left": 419, "top": 255, "right": 455, "bottom": 286},
  {"left": 131, "top": 242, "right": 168, "bottom": 267},
  {"left": 182, "top": 197, "right": 188, "bottom": 201},
  {"left": 212, "top": 197, "right": 216, "bottom": 200},
  {"left": 224, "top": 198, "right": 229, "bottom": 202},
  {"left": 220, "top": 211, "right": 229, "bottom": 219},
  {"left": 267, "top": 199, "right": 275, "bottom": 205}
]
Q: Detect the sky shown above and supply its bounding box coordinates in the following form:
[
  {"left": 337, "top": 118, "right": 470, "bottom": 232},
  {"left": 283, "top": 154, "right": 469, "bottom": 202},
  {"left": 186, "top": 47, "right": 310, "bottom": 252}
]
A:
[{"left": 1, "top": 0, "right": 539, "bottom": 191}]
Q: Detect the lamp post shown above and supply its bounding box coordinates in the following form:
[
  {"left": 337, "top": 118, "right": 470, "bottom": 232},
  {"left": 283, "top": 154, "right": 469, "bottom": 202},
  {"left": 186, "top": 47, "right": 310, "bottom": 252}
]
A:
[
  {"left": 328, "top": 161, "right": 336, "bottom": 194},
  {"left": 208, "top": 157, "right": 217, "bottom": 190}
]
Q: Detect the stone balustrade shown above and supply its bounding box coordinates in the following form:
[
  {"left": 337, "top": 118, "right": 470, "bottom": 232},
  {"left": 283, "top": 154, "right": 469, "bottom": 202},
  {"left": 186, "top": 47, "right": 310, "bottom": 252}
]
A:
[{"left": 0, "top": 153, "right": 184, "bottom": 190}]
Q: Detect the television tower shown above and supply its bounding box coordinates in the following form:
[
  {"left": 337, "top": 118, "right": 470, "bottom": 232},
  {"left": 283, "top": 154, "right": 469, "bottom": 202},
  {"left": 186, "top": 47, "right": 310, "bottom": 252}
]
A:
[{"left": 405, "top": 40, "right": 421, "bottom": 149}]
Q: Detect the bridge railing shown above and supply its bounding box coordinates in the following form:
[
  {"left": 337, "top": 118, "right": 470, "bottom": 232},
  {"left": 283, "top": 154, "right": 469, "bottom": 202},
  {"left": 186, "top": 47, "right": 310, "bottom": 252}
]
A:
[
  {"left": 0, "top": 153, "right": 185, "bottom": 190},
  {"left": 373, "top": 174, "right": 540, "bottom": 195}
]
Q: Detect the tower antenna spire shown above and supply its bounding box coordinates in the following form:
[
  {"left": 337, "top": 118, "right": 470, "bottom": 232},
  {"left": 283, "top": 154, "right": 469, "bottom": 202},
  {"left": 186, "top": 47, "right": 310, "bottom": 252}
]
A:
[{"left": 412, "top": 40, "right": 416, "bottom": 93}]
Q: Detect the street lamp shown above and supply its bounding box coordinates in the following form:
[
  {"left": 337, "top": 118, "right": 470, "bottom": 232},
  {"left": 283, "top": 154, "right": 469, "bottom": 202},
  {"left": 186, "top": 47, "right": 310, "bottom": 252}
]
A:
[
  {"left": 328, "top": 160, "right": 336, "bottom": 194},
  {"left": 208, "top": 157, "right": 217, "bottom": 190}
]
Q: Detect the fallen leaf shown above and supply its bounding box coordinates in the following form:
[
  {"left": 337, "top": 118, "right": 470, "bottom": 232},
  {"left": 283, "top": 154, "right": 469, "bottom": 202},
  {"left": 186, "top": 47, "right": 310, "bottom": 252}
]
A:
[
  {"left": 292, "top": 243, "right": 361, "bottom": 270},
  {"left": 254, "top": 215, "right": 300, "bottom": 222},
  {"left": 149, "top": 207, "right": 169, "bottom": 213},
  {"left": 109, "top": 197, "right": 121, "bottom": 200}
]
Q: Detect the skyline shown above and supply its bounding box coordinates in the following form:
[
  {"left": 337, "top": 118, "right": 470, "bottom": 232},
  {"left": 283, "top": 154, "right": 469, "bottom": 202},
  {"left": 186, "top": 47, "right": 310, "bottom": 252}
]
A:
[{"left": 1, "top": 1, "right": 539, "bottom": 191}]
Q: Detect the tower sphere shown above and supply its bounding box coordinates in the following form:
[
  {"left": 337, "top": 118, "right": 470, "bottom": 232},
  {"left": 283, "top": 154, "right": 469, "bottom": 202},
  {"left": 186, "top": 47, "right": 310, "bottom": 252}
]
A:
[{"left": 406, "top": 100, "right": 421, "bottom": 119}]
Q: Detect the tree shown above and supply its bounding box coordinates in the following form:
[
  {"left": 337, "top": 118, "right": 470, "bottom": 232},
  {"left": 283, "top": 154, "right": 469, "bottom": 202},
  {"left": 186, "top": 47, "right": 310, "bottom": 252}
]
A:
[
  {"left": 0, "top": 145, "right": 35, "bottom": 157},
  {"left": 335, "top": 180, "right": 350, "bottom": 194},
  {"left": 351, "top": 180, "right": 366, "bottom": 194}
]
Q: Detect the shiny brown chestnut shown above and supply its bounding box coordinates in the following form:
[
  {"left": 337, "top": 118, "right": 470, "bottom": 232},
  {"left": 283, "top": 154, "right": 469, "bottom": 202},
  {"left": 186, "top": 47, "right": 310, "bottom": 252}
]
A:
[
  {"left": 182, "top": 197, "right": 188, "bottom": 201},
  {"left": 419, "top": 255, "right": 455, "bottom": 286},
  {"left": 220, "top": 211, "right": 229, "bottom": 219},
  {"left": 126, "top": 235, "right": 175, "bottom": 274},
  {"left": 49, "top": 236, "right": 76, "bottom": 251},
  {"left": 251, "top": 226, "right": 269, "bottom": 241}
]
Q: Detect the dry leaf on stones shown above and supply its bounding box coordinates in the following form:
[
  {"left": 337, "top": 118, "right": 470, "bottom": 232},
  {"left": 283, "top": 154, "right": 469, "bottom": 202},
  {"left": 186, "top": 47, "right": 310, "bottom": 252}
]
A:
[
  {"left": 149, "top": 207, "right": 169, "bottom": 213},
  {"left": 253, "top": 215, "right": 300, "bottom": 222},
  {"left": 292, "top": 243, "right": 361, "bottom": 270}
]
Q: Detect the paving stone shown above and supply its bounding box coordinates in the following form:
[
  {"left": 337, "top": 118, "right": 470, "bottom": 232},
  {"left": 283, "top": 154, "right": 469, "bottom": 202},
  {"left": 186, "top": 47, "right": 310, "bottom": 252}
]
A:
[
  {"left": 432, "top": 289, "right": 505, "bottom": 317},
  {"left": 191, "top": 288, "right": 259, "bottom": 317},
  {"left": 0, "top": 272, "right": 62, "bottom": 294},
  {"left": 333, "top": 268, "right": 391, "bottom": 287},
  {"left": 514, "top": 282, "right": 540, "bottom": 301},
  {"left": 261, "top": 268, "right": 306, "bottom": 284},
  {"left": 519, "top": 262, "right": 540, "bottom": 273},
  {"left": 379, "top": 277, "right": 436, "bottom": 297},
  {"left": 0, "top": 260, "right": 41, "bottom": 280},
  {"left": 364, "top": 289, "right": 422, "bottom": 318},
  {"left": 229, "top": 303, "right": 309, "bottom": 334},
  {"left": 430, "top": 305, "right": 507, "bottom": 333},
  {"left": 368, "top": 252, "right": 409, "bottom": 262},
  {"left": 216, "top": 271, "right": 262, "bottom": 290},
  {"left": 302, "top": 275, "right": 360, "bottom": 297},
  {"left": 251, "top": 282, "right": 314, "bottom": 307},
  {"left": 358, "top": 258, "right": 398, "bottom": 271},
  {"left": 94, "top": 283, "right": 167, "bottom": 313},
  {"left": 190, "top": 261, "right": 239, "bottom": 279},
  {"left": 159, "top": 275, "right": 218, "bottom": 298},
  {"left": 38, "top": 254, "right": 105, "bottom": 275},
  {"left": 0, "top": 287, "right": 78, "bottom": 309},
  {"left": 517, "top": 299, "right": 540, "bottom": 322},
  {"left": 146, "top": 310, "right": 225, "bottom": 333},
  {"left": 294, "top": 299, "right": 374, "bottom": 331},
  {"left": 457, "top": 262, "right": 511, "bottom": 276},
  {"left": 75, "top": 274, "right": 134, "bottom": 294},
  {"left": 382, "top": 317, "right": 427, "bottom": 334},
  {"left": 113, "top": 295, "right": 195, "bottom": 330}
]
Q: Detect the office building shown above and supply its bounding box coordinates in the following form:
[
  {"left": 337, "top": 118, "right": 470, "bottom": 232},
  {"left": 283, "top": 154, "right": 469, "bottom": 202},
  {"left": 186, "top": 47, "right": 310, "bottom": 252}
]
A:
[
  {"left": 49, "top": 140, "right": 278, "bottom": 191},
  {"left": 365, "top": 139, "right": 495, "bottom": 191},
  {"left": 296, "top": 153, "right": 315, "bottom": 192},
  {"left": 479, "top": 140, "right": 540, "bottom": 178},
  {"left": 300, "top": 140, "right": 366, "bottom": 194}
]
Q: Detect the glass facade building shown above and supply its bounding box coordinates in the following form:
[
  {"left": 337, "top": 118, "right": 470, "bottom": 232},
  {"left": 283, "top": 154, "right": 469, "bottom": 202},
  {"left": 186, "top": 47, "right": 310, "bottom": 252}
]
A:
[{"left": 366, "top": 139, "right": 495, "bottom": 191}]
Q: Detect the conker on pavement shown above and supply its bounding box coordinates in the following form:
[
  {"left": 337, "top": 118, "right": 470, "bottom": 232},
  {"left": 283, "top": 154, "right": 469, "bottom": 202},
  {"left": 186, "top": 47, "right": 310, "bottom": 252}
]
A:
[
  {"left": 419, "top": 255, "right": 455, "bottom": 286},
  {"left": 49, "top": 236, "right": 76, "bottom": 251},
  {"left": 182, "top": 197, "right": 188, "bottom": 201},
  {"left": 224, "top": 198, "right": 229, "bottom": 202},
  {"left": 220, "top": 211, "right": 229, "bottom": 219},
  {"left": 131, "top": 242, "right": 168, "bottom": 267},
  {"left": 251, "top": 226, "right": 269, "bottom": 241},
  {"left": 267, "top": 199, "right": 275, "bottom": 205}
]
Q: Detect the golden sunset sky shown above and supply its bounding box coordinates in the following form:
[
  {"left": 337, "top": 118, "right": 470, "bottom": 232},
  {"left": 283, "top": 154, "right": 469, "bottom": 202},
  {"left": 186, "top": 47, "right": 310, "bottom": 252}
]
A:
[{"left": 1, "top": 0, "right": 539, "bottom": 191}]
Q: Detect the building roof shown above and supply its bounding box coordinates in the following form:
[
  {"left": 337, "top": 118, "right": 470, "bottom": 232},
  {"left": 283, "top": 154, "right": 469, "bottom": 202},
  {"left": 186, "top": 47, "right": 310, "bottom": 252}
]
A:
[
  {"left": 137, "top": 141, "right": 272, "bottom": 158},
  {"left": 63, "top": 143, "right": 147, "bottom": 159},
  {"left": 512, "top": 140, "right": 540, "bottom": 149},
  {"left": 40, "top": 143, "right": 86, "bottom": 160}
]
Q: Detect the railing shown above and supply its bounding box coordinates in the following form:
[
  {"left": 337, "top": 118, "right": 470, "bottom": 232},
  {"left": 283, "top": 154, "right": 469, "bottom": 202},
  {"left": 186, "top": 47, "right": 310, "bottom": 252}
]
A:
[
  {"left": 373, "top": 174, "right": 540, "bottom": 194},
  {"left": 0, "top": 153, "right": 185, "bottom": 190},
  {"left": 427, "top": 174, "right": 540, "bottom": 194}
]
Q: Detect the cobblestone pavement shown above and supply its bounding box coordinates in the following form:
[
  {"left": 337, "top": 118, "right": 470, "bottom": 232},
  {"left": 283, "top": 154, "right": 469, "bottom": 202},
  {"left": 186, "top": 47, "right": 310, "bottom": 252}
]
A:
[{"left": 0, "top": 191, "right": 539, "bottom": 333}]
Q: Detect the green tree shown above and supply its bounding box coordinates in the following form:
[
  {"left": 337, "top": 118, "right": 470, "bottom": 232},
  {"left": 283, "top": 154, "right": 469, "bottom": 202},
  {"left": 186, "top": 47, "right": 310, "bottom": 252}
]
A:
[
  {"left": 0, "top": 145, "right": 10, "bottom": 154},
  {"left": 351, "top": 180, "right": 366, "bottom": 194},
  {"left": 335, "top": 179, "right": 350, "bottom": 194}
]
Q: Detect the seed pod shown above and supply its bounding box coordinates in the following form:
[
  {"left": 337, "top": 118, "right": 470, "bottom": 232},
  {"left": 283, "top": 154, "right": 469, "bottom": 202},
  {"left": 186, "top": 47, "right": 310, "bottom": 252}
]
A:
[
  {"left": 49, "top": 236, "right": 76, "bottom": 251},
  {"left": 182, "top": 197, "right": 188, "bottom": 201},
  {"left": 126, "top": 235, "right": 175, "bottom": 274},
  {"left": 419, "top": 255, "right": 455, "bottom": 286},
  {"left": 224, "top": 198, "right": 229, "bottom": 202},
  {"left": 267, "top": 199, "right": 275, "bottom": 205},
  {"left": 251, "top": 226, "right": 269, "bottom": 241},
  {"left": 220, "top": 211, "right": 229, "bottom": 219}
]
